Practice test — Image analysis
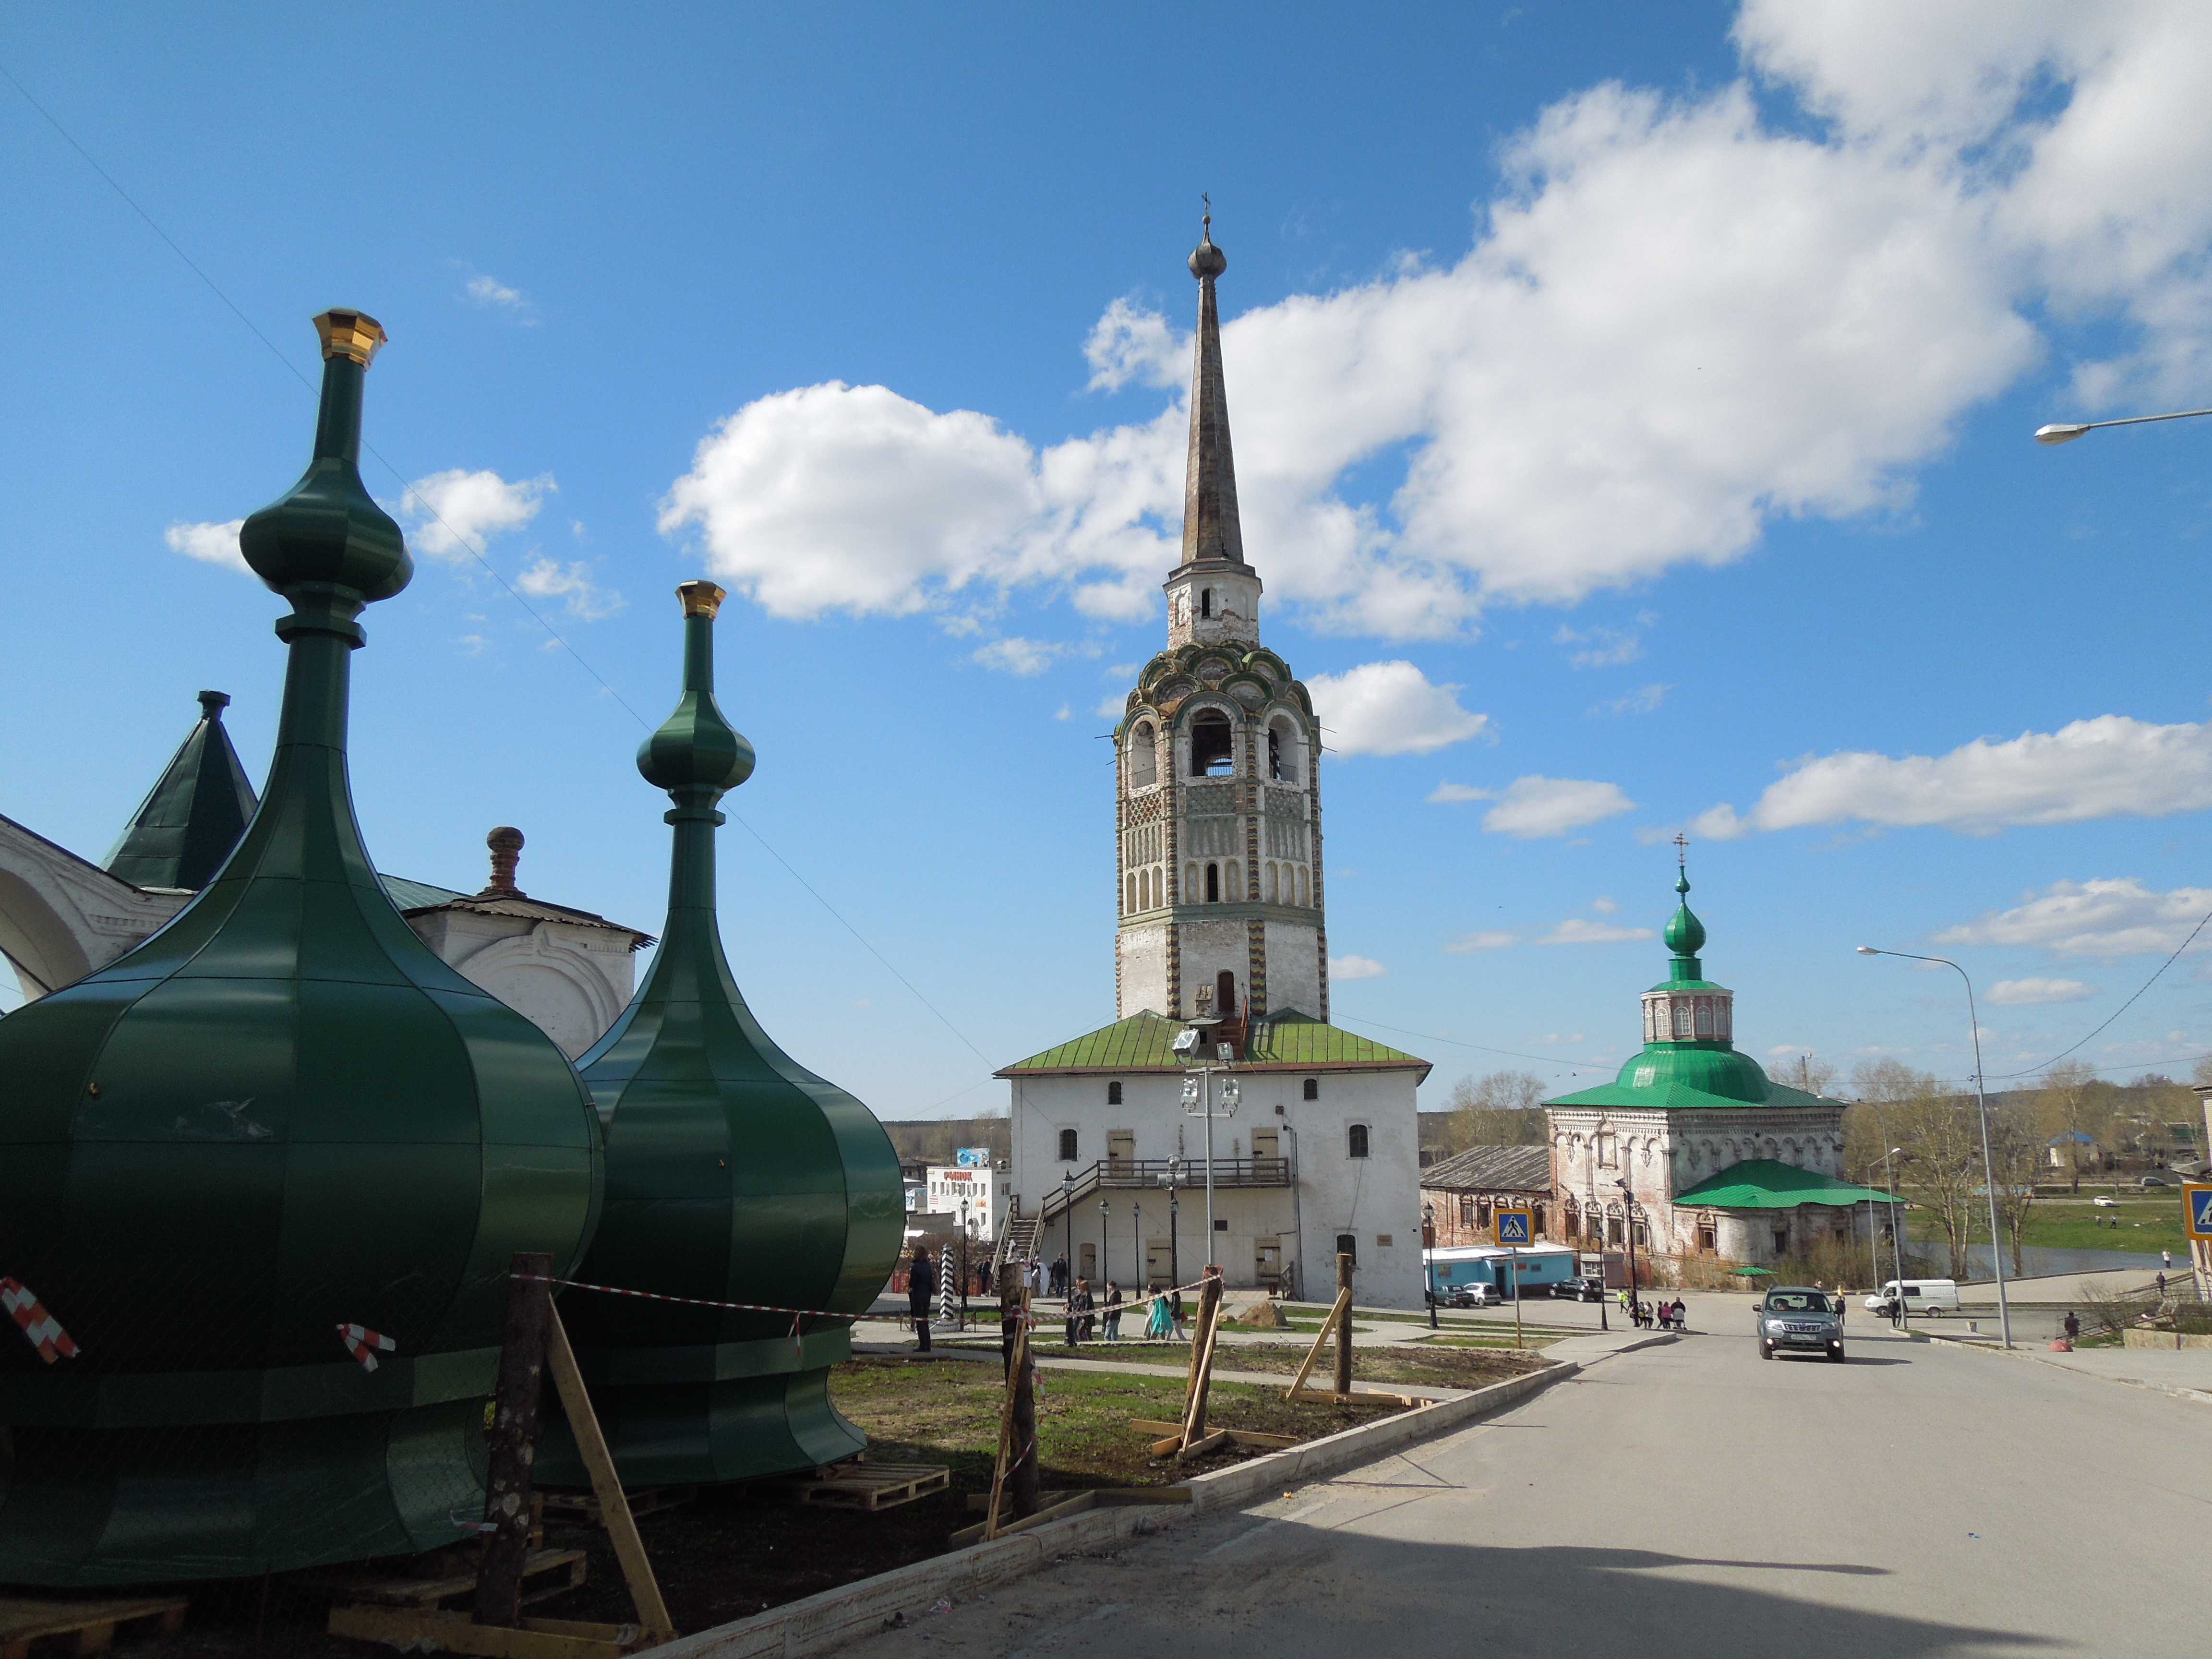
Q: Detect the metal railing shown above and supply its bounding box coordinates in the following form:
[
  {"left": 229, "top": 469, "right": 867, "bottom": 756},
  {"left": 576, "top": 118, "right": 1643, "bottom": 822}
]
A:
[{"left": 1035, "top": 1157, "right": 1291, "bottom": 1231}]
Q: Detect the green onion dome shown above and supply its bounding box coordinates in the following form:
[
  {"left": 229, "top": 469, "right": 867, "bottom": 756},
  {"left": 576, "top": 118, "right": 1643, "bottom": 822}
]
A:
[
  {"left": 542, "top": 582, "right": 902, "bottom": 1488},
  {"left": 1663, "top": 869, "right": 1706, "bottom": 960},
  {"left": 0, "top": 314, "right": 604, "bottom": 1586}
]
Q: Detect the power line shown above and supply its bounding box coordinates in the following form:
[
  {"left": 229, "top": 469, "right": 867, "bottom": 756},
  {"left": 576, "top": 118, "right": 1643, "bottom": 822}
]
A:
[
  {"left": 1986, "top": 902, "right": 2212, "bottom": 1080},
  {"left": 1331, "top": 1014, "right": 1611, "bottom": 1076},
  {"left": 3, "top": 59, "right": 996, "bottom": 1074}
]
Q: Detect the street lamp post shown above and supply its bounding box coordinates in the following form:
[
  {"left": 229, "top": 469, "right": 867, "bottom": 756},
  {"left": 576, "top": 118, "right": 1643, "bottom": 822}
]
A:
[
  {"left": 958, "top": 1198, "right": 971, "bottom": 1329},
  {"left": 1881, "top": 1144, "right": 1907, "bottom": 1328},
  {"left": 1133, "top": 1201, "right": 1143, "bottom": 1293},
  {"left": 2034, "top": 407, "right": 2212, "bottom": 444},
  {"left": 1060, "top": 1171, "right": 1075, "bottom": 1298},
  {"left": 1422, "top": 1204, "right": 1439, "bottom": 1329},
  {"left": 1858, "top": 946, "right": 2013, "bottom": 1349},
  {"left": 1178, "top": 1037, "right": 1239, "bottom": 1266},
  {"left": 1098, "top": 1198, "right": 1109, "bottom": 1296},
  {"left": 1615, "top": 1178, "right": 1641, "bottom": 1325}
]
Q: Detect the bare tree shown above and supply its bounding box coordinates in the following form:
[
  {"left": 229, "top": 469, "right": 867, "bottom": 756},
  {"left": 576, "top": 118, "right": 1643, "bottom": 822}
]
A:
[
  {"left": 2034, "top": 1059, "right": 2098, "bottom": 1194},
  {"left": 1856, "top": 1059, "right": 1982, "bottom": 1278},
  {"left": 1444, "top": 1070, "right": 1548, "bottom": 1150},
  {"left": 1784, "top": 1052, "right": 1839, "bottom": 1098},
  {"left": 1986, "top": 1095, "right": 2040, "bottom": 1278}
]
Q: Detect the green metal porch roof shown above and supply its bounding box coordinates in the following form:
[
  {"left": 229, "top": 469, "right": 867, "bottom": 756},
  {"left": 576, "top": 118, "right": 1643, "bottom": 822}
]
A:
[
  {"left": 997, "top": 1009, "right": 1429, "bottom": 1080},
  {"left": 1672, "top": 1159, "right": 1906, "bottom": 1211}
]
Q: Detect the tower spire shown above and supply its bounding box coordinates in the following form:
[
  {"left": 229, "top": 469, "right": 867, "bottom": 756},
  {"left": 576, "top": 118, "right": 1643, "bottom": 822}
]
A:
[{"left": 1181, "top": 199, "right": 1245, "bottom": 567}]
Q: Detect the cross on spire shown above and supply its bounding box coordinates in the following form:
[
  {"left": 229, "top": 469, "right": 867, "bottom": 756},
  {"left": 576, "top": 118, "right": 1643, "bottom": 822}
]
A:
[{"left": 1673, "top": 832, "right": 1689, "bottom": 867}]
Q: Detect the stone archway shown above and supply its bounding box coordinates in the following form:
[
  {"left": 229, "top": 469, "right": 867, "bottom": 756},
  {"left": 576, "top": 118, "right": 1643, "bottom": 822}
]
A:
[{"left": 0, "top": 815, "right": 186, "bottom": 1003}]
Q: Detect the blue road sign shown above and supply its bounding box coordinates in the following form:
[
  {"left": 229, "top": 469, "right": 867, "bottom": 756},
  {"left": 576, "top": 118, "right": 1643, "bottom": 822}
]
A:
[
  {"left": 1495, "top": 1209, "right": 1533, "bottom": 1247},
  {"left": 2187, "top": 1184, "right": 2212, "bottom": 1241}
]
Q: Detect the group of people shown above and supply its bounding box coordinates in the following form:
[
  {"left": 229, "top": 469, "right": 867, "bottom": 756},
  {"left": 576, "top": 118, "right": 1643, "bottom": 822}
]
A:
[
  {"left": 1626, "top": 1294, "right": 1688, "bottom": 1331},
  {"left": 906, "top": 1245, "right": 1198, "bottom": 1352}
]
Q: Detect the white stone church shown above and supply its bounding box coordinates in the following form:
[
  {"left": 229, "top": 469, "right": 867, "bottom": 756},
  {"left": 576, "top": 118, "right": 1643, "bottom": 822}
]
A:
[{"left": 997, "top": 218, "right": 1427, "bottom": 1310}]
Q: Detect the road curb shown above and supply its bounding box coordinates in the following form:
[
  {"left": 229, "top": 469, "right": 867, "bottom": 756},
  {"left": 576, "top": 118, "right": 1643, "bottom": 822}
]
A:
[
  {"left": 654, "top": 1360, "right": 1578, "bottom": 1659},
  {"left": 1922, "top": 1328, "right": 2212, "bottom": 1407}
]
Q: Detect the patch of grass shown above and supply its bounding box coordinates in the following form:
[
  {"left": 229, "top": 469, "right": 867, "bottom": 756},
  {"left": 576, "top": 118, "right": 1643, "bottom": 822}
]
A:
[{"left": 2017, "top": 1199, "right": 2188, "bottom": 1254}]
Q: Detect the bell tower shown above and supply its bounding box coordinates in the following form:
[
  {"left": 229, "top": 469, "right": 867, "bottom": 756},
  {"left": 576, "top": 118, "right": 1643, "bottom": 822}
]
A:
[{"left": 1112, "top": 211, "right": 1327, "bottom": 1031}]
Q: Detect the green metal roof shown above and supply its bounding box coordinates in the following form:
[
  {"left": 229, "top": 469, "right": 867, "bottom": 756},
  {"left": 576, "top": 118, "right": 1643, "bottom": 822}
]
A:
[
  {"left": 378, "top": 874, "right": 470, "bottom": 910},
  {"left": 1672, "top": 1159, "right": 1905, "bottom": 1210},
  {"left": 104, "top": 691, "right": 258, "bottom": 891},
  {"left": 998, "top": 1009, "right": 1428, "bottom": 1078},
  {"left": 1548, "top": 1040, "right": 1826, "bottom": 1111}
]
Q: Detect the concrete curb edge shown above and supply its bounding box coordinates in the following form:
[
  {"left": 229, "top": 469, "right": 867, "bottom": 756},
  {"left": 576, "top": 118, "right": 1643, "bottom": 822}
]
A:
[{"left": 655, "top": 1360, "right": 1579, "bottom": 1659}]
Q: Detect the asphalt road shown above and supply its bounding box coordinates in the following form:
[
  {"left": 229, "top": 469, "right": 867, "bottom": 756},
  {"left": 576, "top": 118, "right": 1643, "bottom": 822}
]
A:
[{"left": 846, "top": 1318, "right": 2209, "bottom": 1658}]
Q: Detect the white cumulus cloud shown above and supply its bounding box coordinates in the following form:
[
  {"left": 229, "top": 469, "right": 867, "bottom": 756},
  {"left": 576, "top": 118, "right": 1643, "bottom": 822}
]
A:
[
  {"left": 402, "top": 469, "right": 554, "bottom": 561},
  {"left": 1443, "top": 929, "right": 1520, "bottom": 954},
  {"left": 1085, "top": 298, "right": 1187, "bottom": 393},
  {"left": 1694, "top": 716, "right": 2212, "bottom": 838},
  {"left": 1329, "top": 954, "right": 1389, "bottom": 981},
  {"left": 1936, "top": 878, "right": 2212, "bottom": 961},
  {"left": 1987, "top": 977, "right": 2101, "bottom": 1007},
  {"left": 1307, "top": 661, "right": 1490, "bottom": 757},
  {"left": 973, "top": 637, "right": 1061, "bottom": 677},
  {"left": 516, "top": 557, "right": 623, "bottom": 621},
  {"left": 166, "top": 519, "right": 247, "bottom": 574},
  {"left": 1434, "top": 776, "right": 1636, "bottom": 838},
  {"left": 1537, "top": 918, "right": 1655, "bottom": 946},
  {"left": 465, "top": 273, "right": 536, "bottom": 321}
]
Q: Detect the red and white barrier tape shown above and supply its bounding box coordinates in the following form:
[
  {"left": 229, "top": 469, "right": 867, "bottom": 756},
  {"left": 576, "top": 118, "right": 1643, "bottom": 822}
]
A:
[
  {"left": 337, "top": 1322, "right": 397, "bottom": 1371},
  {"left": 1, "top": 1278, "right": 78, "bottom": 1364}
]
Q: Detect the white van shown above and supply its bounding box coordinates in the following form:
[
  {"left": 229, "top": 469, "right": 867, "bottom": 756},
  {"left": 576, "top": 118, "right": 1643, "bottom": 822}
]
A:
[{"left": 1864, "top": 1279, "right": 1960, "bottom": 1318}]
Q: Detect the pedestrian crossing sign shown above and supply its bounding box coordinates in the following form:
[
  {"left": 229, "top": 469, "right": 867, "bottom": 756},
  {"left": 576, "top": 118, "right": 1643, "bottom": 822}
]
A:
[
  {"left": 1495, "top": 1209, "right": 1533, "bottom": 1247},
  {"left": 2185, "top": 1183, "right": 2212, "bottom": 1242}
]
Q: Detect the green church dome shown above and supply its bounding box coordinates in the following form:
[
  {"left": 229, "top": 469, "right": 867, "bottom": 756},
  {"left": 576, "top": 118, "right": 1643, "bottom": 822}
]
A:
[
  {"left": 1662, "top": 869, "right": 1706, "bottom": 959},
  {"left": 542, "top": 582, "right": 902, "bottom": 1488},
  {"left": 0, "top": 315, "right": 604, "bottom": 1586}
]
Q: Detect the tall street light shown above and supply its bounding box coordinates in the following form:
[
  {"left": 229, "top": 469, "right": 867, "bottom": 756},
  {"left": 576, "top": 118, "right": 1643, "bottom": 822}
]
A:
[
  {"left": 1178, "top": 1040, "right": 1239, "bottom": 1263},
  {"left": 1098, "top": 1198, "right": 1109, "bottom": 1296},
  {"left": 1858, "top": 946, "right": 2013, "bottom": 1348},
  {"left": 1421, "top": 1203, "right": 1439, "bottom": 1329},
  {"left": 1133, "top": 1200, "right": 1143, "bottom": 1294},
  {"left": 1060, "top": 1170, "right": 1075, "bottom": 1296},
  {"left": 2034, "top": 406, "right": 2212, "bottom": 444}
]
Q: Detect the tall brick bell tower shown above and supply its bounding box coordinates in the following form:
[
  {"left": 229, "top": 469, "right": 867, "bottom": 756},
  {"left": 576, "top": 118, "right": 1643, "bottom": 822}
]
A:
[{"left": 1111, "top": 210, "right": 1327, "bottom": 1036}]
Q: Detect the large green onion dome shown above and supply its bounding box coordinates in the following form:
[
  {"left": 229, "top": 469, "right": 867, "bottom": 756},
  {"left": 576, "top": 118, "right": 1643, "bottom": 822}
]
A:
[
  {"left": 0, "top": 313, "right": 604, "bottom": 1586},
  {"left": 541, "top": 582, "right": 902, "bottom": 1487}
]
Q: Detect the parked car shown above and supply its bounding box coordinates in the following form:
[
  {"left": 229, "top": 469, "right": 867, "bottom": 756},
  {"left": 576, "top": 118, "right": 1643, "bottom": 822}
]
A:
[
  {"left": 2140, "top": 1172, "right": 2180, "bottom": 1188},
  {"left": 1439, "top": 1283, "right": 1501, "bottom": 1309},
  {"left": 1863, "top": 1278, "right": 1960, "bottom": 1318},
  {"left": 1759, "top": 1287, "right": 1846, "bottom": 1362},
  {"left": 1560, "top": 1274, "right": 1607, "bottom": 1302},
  {"left": 2092, "top": 1195, "right": 2120, "bottom": 1208}
]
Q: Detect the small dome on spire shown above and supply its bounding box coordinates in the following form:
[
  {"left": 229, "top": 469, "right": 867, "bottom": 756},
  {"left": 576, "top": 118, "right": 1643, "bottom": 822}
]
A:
[
  {"left": 1664, "top": 867, "right": 1707, "bottom": 958},
  {"left": 1189, "top": 202, "right": 1226, "bottom": 279}
]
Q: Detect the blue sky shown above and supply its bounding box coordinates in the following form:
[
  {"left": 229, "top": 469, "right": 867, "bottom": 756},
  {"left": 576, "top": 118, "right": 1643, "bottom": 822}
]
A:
[{"left": 4, "top": 3, "right": 2210, "bottom": 1117}]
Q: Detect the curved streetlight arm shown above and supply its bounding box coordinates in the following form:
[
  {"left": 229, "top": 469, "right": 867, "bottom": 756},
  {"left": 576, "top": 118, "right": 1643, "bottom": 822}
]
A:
[
  {"left": 1856, "top": 946, "right": 2012, "bottom": 1348},
  {"left": 2035, "top": 406, "right": 2212, "bottom": 444}
]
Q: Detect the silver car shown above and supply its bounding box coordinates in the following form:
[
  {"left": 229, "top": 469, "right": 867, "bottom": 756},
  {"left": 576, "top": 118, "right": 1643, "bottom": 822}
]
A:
[{"left": 1758, "top": 1287, "right": 1845, "bottom": 1363}]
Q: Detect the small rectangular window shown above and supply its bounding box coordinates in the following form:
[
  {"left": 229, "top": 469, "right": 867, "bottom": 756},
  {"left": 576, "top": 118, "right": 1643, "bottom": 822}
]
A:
[
  {"left": 1334, "top": 1232, "right": 1358, "bottom": 1265},
  {"left": 1058, "top": 1128, "right": 1079, "bottom": 1162},
  {"left": 1214, "top": 1218, "right": 1228, "bottom": 1231},
  {"left": 1107, "top": 1081, "right": 1122, "bottom": 1105},
  {"left": 1347, "top": 1124, "right": 1370, "bottom": 1159},
  {"left": 1302, "top": 1078, "right": 1318, "bottom": 1101}
]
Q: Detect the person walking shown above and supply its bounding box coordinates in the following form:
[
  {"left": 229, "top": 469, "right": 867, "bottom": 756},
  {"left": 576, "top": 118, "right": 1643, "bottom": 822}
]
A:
[
  {"left": 1071, "top": 1278, "right": 1096, "bottom": 1344},
  {"left": 1102, "top": 1281, "right": 1124, "bottom": 1343},
  {"left": 2164, "top": 1249, "right": 2174, "bottom": 1272},
  {"left": 907, "top": 1246, "right": 937, "bottom": 1353},
  {"left": 1052, "top": 1254, "right": 1070, "bottom": 1298},
  {"left": 2063, "top": 1310, "right": 2081, "bottom": 1344},
  {"left": 1027, "top": 1257, "right": 1044, "bottom": 1298},
  {"left": 1147, "top": 1288, "right": 1174, "bottom": 1340},
  {"left": 1170, "top": 1287, "right": 1188, "bottom": 1340}
]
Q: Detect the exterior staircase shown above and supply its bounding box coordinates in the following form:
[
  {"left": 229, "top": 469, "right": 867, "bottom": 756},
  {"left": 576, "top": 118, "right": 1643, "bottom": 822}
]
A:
[{"left": 993, "top": 1212, "right": 1040, "bottom": 1276}]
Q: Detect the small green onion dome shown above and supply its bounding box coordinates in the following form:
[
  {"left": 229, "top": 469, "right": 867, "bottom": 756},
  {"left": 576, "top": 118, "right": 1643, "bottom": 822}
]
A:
[
  {"left": 635, "top": 581, "right": 755, "bottom": 794},
  {"left": 1664, "top": 869, "right": 1707, "bottom": 958}
]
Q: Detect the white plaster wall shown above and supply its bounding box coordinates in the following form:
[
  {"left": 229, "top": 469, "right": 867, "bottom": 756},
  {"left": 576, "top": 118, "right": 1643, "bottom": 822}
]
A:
[
  {"left": 1117, "top": 923, "right": 1171, "bottom": 1019},
  {"left": 1177, "top": 917, "right": 1249, "bottom": 1013},
  {"left": 406, "top": 911, "right": 636, "bottom": 1058},
  {"left": 1010, "top": 1063, "right": 1423, "bottom": 1309},
  {"left": 1261, "top": 919, "right": 1323, "bottom": 1017}
]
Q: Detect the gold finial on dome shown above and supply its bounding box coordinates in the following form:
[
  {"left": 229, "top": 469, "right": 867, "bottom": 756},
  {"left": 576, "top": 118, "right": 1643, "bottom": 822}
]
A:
[
  {"left": 677, "top": 580, "right": 726, "bottom": 619},
  {"left": 313, "top": 309, "right": 387, "bottom": 366}
]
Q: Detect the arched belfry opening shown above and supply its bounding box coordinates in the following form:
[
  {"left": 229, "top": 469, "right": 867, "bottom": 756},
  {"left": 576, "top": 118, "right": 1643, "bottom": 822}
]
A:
[{"left": 1190, "top": 710, "right": 1234, "bottom": 776}]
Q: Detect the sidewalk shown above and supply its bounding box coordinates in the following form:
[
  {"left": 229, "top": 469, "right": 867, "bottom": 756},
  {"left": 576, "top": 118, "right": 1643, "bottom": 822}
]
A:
[{"left": 1923, "top": 1328, "right": 2212, "bottom": 1404}]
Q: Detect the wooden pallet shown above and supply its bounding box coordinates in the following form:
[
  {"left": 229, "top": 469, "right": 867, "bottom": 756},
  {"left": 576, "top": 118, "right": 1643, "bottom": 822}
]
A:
[
  {"left": 785, "top": 1461, "right": 950, "bottom": 1512},
  {"left": 541, "top": 1486, "right": 694, "bottom": 1527},
  {"left": 328, "top": 1546, "right": 587, "bottom": 1610},
  {"left": 0, "top": 1595, "right": 186, "bottom": 1658}
]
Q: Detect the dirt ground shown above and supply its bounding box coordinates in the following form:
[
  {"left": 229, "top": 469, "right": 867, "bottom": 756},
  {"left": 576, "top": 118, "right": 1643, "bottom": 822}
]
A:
[
  {"left": 103, "top": 1352, "right": 1440, "bottom": 1654},
  {"left": 1022, "top": 1339, "right": 1546, "bottom": 1391}
]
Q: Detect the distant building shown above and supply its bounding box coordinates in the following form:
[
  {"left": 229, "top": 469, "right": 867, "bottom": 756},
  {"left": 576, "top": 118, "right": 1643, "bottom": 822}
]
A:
[
  {"left": 1544, "top": 860, "right": 1899, "bottom": 1270},
  {"left": 996, "top": 219, "right": 1425, "bottom": 1310},
  {"left": 1420, "top": 1146, "right": 1552, "bottom": 1249},
  {"left": 0, "top": 692, "right": 647, "bottom": 1054},
  {"left": 2046, "top": 1130, "right": 2105, "bottom": 1173},
  {"left": 921, "top": 1162, "right": 1006, "bottom": 1239}
]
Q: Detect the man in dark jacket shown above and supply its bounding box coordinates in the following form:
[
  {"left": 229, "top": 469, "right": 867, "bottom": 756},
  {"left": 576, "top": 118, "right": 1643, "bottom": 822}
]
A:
[{"left": 908, "top": 1247, "right": 937, "bottom": 1352}]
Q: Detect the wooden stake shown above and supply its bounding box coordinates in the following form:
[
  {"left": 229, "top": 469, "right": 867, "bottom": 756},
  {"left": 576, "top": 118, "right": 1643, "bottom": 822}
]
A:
[
  {"left": 478, "top": 1252, "right": 554, "bottom": 1629},
  {"left": 1283, "top": 1287, "right": 1351, "bottom": 1401},
  {"left": 543, "top": 1302, "right": 675, "bottom": 1643},
  {"left": 1178, "top": 1268, "right": 1224, "bottom": 1454},
  {"left": 1332, "top": 1252, "right": 1355, "bottom": 1397}
]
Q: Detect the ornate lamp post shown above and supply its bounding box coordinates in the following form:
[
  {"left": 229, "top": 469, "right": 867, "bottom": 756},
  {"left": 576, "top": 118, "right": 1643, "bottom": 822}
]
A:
[
  {"left": 1132, "top": 1200, "right": 1144, "bottom": 1291},
  {"left": 1422, "top": 1203, "right": 1439, "bottom": 1329},
  {"left": 959, "top": 1197, "right": 972, "bottom": 1328},
  {"left": 1616, "top": 1177, "right": 1642, "bottom": 1324},
  {"left": 1061, "top": 1169, "right": 1076, "bottom": 1296},
  {"left": 1098, "top": 1197, "right": 1109, "bottom": 1293}
]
